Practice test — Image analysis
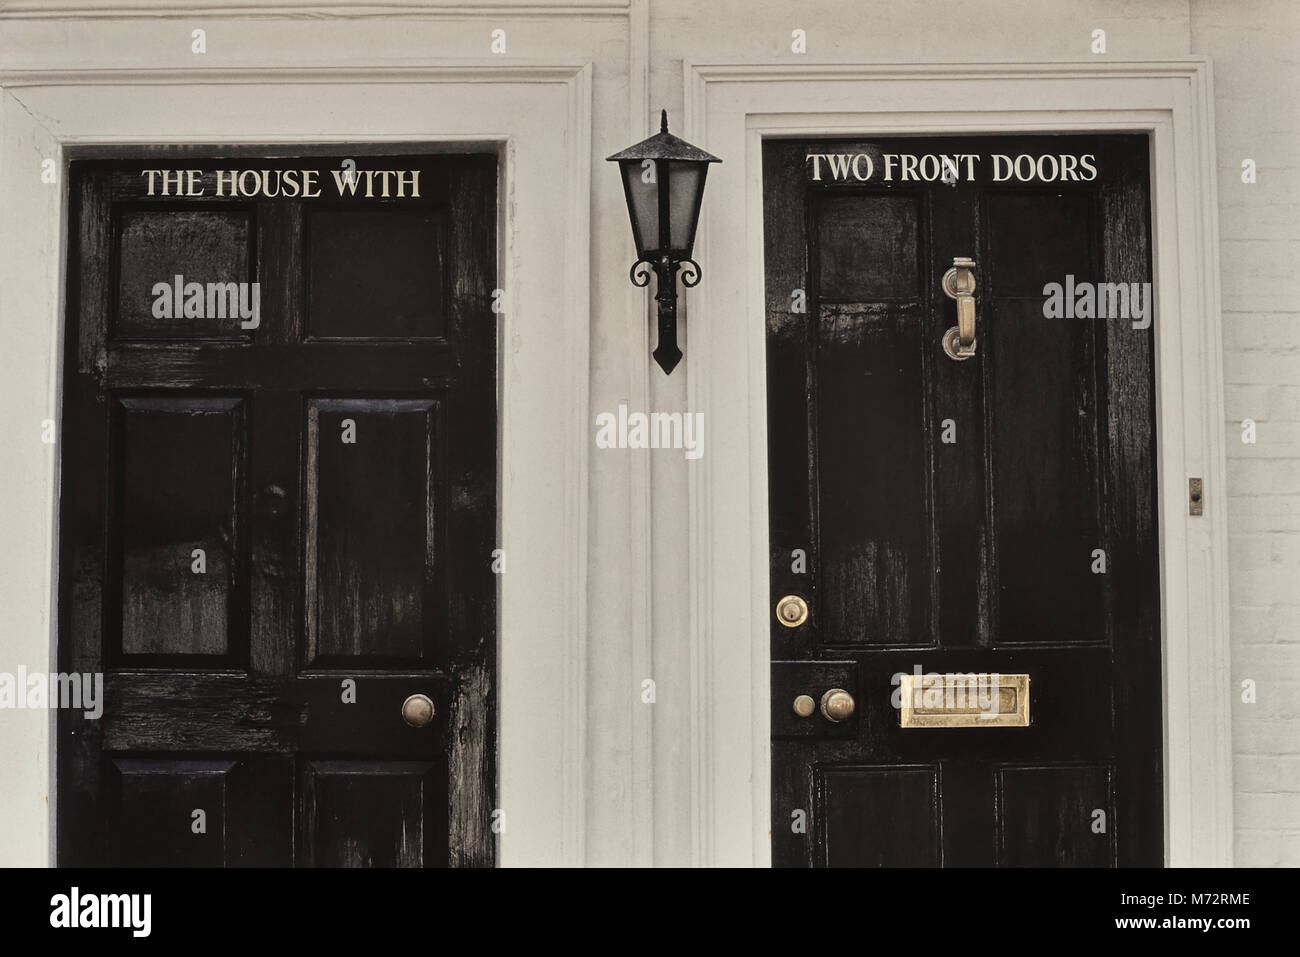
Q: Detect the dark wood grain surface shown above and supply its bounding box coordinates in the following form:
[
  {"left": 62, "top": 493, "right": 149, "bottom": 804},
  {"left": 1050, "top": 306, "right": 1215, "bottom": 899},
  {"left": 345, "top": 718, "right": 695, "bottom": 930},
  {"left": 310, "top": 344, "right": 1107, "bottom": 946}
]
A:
[
  {"left": 58, "top": 153, "right": 497, "bottom": 868},
  {"left": 766, "top": 135, "right": 1161, "bottom": 867}
]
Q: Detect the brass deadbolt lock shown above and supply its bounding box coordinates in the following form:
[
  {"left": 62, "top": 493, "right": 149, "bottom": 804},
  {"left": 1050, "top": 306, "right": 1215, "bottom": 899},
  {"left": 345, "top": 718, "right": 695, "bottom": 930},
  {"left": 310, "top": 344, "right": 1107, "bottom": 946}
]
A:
[
  {"left": 776, "top": 594, "right": 809, "bottom": 628},
  {"left": 792, "top": 694, "right": 816, "bottom": 718}
]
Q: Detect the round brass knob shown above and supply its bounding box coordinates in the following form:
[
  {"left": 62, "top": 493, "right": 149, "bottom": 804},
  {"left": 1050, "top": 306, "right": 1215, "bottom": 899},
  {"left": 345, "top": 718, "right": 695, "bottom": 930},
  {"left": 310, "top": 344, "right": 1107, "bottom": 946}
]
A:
[
  {"left": 792, "top": 694, "right": 816, "bottom": 718},
  {"left": 775, "top": 594, "right": 809, "bottom": 628},
  {"left": 401, "top": 693, "right": 435, "bottom": 728},
  {"left": 820, "top": 688, "right": 855, "bottom": 723}
]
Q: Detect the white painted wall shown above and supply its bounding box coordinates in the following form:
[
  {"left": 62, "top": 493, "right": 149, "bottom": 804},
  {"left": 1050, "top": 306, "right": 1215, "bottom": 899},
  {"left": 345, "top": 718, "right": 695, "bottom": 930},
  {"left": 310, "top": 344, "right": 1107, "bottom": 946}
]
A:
[
  {"left": 0, "top": 0, "right": 1293, "bottom": 866},
  {"left": 1190, "top": 0, "right": 1300, "bottom": 866},
  {"left": 643, "top": 0, "right": 1297, "bottom": 868}
]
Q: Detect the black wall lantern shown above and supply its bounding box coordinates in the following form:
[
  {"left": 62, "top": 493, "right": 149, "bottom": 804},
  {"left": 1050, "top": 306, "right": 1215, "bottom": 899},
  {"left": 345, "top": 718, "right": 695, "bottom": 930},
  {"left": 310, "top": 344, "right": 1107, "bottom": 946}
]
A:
[{"left": 607, "top": 110, "right": 721, "bottom": 374}]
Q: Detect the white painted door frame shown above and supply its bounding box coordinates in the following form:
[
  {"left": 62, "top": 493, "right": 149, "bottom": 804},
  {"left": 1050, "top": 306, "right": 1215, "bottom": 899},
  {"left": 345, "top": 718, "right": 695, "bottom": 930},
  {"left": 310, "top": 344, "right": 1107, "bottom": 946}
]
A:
[
  {"left": 0, "top": 62, "right": 592, "bottom": 867},
  {"left": 682, "top": 59, "right": 1232, "bottom": 867}
]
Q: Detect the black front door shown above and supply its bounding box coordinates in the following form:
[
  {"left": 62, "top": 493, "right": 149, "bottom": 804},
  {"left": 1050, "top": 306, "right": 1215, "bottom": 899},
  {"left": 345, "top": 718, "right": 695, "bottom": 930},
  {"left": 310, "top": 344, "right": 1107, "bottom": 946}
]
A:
[
  {"left": 58, "top": 152, "right": 497, "bottom": 866},
  {"left": 765, "top": 135, "right": 1161, "bottom": 866}
]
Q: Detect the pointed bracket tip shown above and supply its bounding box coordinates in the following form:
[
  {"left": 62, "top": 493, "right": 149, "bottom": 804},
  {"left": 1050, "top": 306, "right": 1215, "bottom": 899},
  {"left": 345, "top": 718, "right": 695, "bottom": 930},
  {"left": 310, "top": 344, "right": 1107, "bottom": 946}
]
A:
[{"left": 653, "top": 344, "right": 683, "bottom": 375}]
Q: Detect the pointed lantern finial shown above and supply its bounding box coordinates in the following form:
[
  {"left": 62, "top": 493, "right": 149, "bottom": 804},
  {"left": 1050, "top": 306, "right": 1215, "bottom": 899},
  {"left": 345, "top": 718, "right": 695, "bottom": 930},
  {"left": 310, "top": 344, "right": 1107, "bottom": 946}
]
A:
[{"left": 660, "top": 109, "right": 668, "bottom": 133}]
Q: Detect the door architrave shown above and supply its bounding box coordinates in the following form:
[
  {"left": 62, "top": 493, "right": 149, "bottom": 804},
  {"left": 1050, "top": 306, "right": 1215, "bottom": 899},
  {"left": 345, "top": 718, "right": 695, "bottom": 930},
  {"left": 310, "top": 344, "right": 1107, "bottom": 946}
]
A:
[
  {"left": 683, "top": 59, "right": 1231, "bottom": 867},
  {"left": 0, "top": 61, "right": 592, "bottom": 867}
]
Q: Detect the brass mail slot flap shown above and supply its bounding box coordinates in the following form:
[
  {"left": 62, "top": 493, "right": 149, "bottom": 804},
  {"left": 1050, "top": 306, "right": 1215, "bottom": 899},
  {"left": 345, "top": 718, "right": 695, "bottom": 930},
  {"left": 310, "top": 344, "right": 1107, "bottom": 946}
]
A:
[{"left": 898, "top": 673, "right": 1029, "bottom": 728}]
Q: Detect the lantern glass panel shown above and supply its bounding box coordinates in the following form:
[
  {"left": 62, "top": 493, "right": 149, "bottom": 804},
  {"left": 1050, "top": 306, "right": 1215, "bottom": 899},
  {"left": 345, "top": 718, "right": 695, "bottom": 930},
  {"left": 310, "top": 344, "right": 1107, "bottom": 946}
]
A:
[
  {"left": 622, "top": 160, "right": 660, "bottom": 255},
  {"left": 667, "top": 161, "right": 705, "bottom": 253}
]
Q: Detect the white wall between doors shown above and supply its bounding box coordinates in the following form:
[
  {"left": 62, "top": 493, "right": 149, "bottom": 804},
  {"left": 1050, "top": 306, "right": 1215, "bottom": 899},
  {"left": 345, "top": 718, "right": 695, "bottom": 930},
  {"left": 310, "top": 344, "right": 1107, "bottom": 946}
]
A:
[{"left": 0, "top": 0, "right": 1294, "bottom": 867}]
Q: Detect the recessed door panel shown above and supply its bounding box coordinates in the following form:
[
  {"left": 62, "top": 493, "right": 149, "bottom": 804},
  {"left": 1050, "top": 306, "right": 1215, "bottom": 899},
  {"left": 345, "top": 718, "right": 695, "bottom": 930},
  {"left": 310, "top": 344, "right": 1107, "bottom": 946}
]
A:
[
  {"left": 996, "top": 764, "right": 1115, "bottom": 867},
  {"left": 814, "top": 192, "right": 930, "bottom": 648},
  {"left": 299, "top": 759, "right": 446, "bottom": 868},
  {"left": 112, "top": 395, "right": 247, "bottom": 663},
  {"left": 815, "top": 194, "right": 922, "bottom": 299},
  {"left": 114, "top": 206, "right": 255, "bottom": 339},
  {"left": 818, "top": 766, "right": 940, "bottom": 867},
  {"left": 306, "top": 207, "right": 448, "bottom": 339},
  {"left": 304, "top": 397, "right": 443, "bottom": 667},
  {"left": 107, "top": 758, "right": 238, "bottom": 867}
]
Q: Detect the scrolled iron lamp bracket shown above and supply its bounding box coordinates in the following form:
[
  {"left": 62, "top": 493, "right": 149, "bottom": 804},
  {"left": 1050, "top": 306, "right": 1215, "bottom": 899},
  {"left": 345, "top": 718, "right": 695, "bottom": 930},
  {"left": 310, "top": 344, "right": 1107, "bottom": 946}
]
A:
[
  {"left": 630, "top": 255, "right": 703, "bottom": 373},
  {"left": 608, "top": 111, "right": 721, "bottom": 374}
]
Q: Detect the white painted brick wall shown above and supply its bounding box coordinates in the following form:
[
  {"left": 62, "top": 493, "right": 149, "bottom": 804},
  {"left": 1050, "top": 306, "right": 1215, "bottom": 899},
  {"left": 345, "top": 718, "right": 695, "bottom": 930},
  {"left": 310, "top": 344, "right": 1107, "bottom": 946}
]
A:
[{"left": 1193, "top": 0, "right": 1300, "bottom": 867}]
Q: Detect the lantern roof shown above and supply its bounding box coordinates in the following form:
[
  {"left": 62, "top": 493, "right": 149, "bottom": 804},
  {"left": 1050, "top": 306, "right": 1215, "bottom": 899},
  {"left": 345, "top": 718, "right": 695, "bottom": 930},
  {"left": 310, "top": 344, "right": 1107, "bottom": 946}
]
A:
[{"left": 606, "top": 110, "right": 722, "bottom": 164}]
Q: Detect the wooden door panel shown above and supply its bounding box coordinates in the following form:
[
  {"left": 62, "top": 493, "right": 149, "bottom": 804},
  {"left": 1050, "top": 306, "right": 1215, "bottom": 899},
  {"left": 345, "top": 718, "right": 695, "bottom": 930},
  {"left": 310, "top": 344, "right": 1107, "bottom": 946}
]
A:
[
  {"left": 105, "top": 754, "right": 297, "bottom": 867},
  {"left": 303, "top": 397, "right": 444, "bottom": 668},
  {"left": 113, "top": 206, "right": 256, "bottom": 340},
  {"left": 995, "top": 764, "right": 1115, "bottom": 867},
  {"left": 814, "top": 193, "right": 922, "bottom": 299},
  {"left": 987, "top": 297, "right": 1105, "bottom": 645},
  {"left": 816, "top": 302, "right": 931, "bottom": 647},
  {"left": 813, "top": 189, "right": 931, "bottom": 648},
  {"left": 299, "top": 759, "right": 447, "bottom": 868},
  {"left": 818, "top": 766, "right": 940, "bottom": 867},
  {"left": 111, "top": 395, "right": 247, "bottom": 663},
  {"left": 107, "top": 758, "right": 238, "bottom": 867},
  {"left": 306, "top": 207, "right": 448, "bottom": 340}
]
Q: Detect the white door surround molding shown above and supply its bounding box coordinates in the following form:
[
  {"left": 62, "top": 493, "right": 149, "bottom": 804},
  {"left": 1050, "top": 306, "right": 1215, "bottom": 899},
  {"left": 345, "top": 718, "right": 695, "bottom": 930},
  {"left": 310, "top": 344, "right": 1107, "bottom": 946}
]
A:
[
  {"left": 682, "top": 59, "right": 1232, "bottom": 867},
  {"left": 0, "top": 61, "right": 592, "bottom": 867}
]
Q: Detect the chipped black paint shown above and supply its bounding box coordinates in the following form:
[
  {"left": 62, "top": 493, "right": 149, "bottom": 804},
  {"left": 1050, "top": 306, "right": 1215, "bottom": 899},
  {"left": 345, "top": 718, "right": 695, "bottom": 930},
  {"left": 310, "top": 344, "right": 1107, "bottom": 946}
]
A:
[{"left": 57, "top": 153, "right": 497, "bottom": 867}]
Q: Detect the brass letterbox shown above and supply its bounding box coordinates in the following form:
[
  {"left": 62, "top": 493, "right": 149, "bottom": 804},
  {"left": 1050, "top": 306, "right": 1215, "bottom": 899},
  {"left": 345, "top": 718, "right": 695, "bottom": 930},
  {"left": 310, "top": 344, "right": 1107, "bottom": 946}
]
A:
[{"left": 898, "top": 672, "right": 1030, "bottom": 728}]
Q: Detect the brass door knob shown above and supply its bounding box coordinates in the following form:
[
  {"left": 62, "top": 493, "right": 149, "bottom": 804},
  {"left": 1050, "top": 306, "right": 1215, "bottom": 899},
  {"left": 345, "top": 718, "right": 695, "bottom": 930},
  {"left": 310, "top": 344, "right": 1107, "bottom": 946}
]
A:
[
  {"left": 820, "top": 688, "right": 855, "bottom": 723},
  {"left": 776, "top": 594, "right": 809, "bottom": 628},
  {"left": 401, "top": 693, "right": 435, "bottom": 728}
]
